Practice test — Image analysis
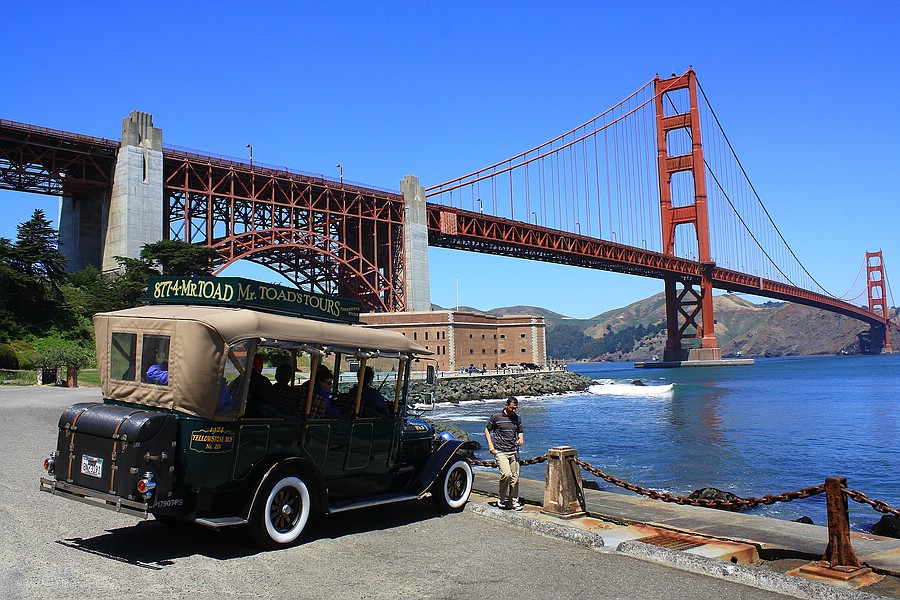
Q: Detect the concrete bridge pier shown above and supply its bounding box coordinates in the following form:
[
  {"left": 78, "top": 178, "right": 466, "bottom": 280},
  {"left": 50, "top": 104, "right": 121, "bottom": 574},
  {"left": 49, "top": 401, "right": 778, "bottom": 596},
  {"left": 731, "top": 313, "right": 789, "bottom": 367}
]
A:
[
  {"left": 401, "top": 174, "right": 431, "bottom": 311},
  {"left": 99, "top": 111, "right": 164, "bottom": 272},
  {"left": 58, "top": 188, "right": 106, "bottom": 272}
]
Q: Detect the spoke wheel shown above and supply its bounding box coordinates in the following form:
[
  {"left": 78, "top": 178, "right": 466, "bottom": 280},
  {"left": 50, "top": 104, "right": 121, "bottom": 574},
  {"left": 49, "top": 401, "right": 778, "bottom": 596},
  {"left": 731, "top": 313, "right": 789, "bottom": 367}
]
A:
[
  {"left": 433, "top": 459, "right": 473, "bottom": 513},
  {"left": 250, "top": 474, "right": 311, "bottom": 549}
]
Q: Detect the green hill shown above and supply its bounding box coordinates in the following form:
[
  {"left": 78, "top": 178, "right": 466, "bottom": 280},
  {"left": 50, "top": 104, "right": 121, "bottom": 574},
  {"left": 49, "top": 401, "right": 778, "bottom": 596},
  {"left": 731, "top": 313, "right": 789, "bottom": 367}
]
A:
[{"left": 443, "top": 294, "right": 882, "bottom": 361}]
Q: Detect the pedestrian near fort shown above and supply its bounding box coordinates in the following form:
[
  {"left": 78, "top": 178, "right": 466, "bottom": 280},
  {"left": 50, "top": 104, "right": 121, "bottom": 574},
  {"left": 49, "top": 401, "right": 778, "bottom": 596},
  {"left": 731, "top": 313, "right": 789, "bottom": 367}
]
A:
[{"left": 484, "top": 396, "right": 524, "bottom": 510}]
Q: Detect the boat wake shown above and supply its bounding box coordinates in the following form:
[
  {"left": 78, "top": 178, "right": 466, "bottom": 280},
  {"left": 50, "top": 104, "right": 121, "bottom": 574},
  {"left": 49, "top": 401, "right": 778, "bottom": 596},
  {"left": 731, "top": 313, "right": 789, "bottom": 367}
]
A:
[{"left": 588, "top": 381, "right": 674, "bottom": 396}]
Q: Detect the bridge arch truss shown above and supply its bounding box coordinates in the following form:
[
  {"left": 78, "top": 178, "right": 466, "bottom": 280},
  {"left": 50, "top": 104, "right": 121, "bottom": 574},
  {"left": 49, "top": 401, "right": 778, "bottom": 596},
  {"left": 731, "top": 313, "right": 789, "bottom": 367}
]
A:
[{"left": 163, "top": 150, "right": 406, "bottom": 313}]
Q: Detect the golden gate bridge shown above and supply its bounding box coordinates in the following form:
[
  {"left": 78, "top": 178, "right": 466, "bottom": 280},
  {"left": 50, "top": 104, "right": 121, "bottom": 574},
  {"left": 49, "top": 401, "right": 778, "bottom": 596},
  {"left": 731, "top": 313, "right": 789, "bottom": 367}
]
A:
[{"left": 0, "top": 69, "right": 893, "bottom": 360}]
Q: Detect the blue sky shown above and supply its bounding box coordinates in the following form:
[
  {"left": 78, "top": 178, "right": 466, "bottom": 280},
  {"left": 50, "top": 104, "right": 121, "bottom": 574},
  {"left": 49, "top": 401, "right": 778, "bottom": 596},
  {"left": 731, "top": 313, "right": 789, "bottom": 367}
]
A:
[{"left": 2, "top": 1, "right": 898, "bottom": 318}]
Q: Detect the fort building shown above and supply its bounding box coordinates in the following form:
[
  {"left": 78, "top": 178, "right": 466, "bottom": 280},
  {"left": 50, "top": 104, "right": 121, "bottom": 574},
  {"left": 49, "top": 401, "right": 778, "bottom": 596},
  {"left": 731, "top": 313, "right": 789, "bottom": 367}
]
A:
[{"left": 360, "top": 310, "right": 546, "bottom": 372}]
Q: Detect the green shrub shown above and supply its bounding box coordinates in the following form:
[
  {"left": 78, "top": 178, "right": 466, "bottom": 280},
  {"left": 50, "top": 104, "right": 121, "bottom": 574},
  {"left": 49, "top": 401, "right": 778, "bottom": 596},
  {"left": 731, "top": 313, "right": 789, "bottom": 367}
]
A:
[
  {"left": 34, "top": 344, "right": 92, "bottom": 370},
  {"left": 0, "top": 344, "right": 19, "bottom": 369},
  {"left": 10, "top": 340, "right": 36, "bottom": 369}
]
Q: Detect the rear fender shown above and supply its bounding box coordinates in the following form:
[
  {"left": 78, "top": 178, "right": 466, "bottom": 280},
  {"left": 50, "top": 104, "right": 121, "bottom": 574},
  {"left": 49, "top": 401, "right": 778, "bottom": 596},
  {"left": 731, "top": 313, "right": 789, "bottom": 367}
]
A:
[
  {"left": 412, "top": 440, "right": 479, "bottom": 495},
  {"left": 243, "top": 458, "right": 327, "bottom": 520}
]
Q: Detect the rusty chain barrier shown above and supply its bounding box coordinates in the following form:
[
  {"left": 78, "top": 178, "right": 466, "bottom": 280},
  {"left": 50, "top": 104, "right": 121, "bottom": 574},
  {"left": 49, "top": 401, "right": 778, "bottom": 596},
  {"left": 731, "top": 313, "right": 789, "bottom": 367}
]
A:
[
  {"left": 467, "top": 453, "right": 548, "bottom": 469},
  {"left": 467, "top": 453, "right": 900, "bottom": 518},
  {"left": 845, "top": 487, "right": 900, "bottom": 518},
  {"left": 571, "top": 457, "right": 827, "bottom": 509}
]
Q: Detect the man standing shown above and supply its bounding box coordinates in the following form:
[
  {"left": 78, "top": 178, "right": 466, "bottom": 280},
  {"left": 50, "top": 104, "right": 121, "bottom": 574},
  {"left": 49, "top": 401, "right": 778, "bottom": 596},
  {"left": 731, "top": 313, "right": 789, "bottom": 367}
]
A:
[{"left": 484, "top": 397, "right": 524, "bottom": 510}]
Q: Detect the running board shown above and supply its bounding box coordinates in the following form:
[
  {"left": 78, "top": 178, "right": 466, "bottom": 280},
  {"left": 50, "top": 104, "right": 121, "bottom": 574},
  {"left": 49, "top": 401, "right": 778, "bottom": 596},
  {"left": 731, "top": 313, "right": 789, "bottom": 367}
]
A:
[
  {"left": 194, "top": 516, "right": 249, "bottom": 529},
  {"left": 328, "top": 492, "right": 430, "bottom": 513}
]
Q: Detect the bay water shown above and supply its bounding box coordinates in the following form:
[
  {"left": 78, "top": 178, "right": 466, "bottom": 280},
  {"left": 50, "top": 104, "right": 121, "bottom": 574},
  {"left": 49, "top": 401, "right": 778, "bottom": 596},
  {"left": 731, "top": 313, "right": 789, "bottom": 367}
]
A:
[{"left": 431, "top": 354, "right": 900, "bottom": 531}]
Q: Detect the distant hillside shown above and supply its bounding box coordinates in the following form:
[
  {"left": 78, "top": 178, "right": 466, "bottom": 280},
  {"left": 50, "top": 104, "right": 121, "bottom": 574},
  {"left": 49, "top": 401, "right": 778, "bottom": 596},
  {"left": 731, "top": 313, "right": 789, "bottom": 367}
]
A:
[{"left": 440, "top": 295, "right": 884, "bottom": 361}]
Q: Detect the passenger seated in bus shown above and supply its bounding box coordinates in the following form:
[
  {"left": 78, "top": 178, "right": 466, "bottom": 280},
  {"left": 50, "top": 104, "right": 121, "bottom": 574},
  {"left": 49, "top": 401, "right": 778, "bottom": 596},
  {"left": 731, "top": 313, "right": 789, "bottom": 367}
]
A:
[
  {"left": 348, "top": 366, "right": 390, "bottom": 417},
  {"left": 241, "top": 355, "right": 279, "bottom": 418},
  {"left": 298, "top": 365, "right": 341, "bottom": 418},
  {"left": 216, "top": 378, "right": 236, "bottom": 415},
  {"left": 145, "top": 361, "right": 169, "bottom": 385},
  {"left": 272, "top": 363, "right": 303, "bottom": 415}
]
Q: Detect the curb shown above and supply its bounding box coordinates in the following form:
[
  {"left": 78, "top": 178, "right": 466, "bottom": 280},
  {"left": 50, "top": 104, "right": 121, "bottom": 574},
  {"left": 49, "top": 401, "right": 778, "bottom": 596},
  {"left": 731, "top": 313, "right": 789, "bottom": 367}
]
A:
[
  {"left": 466, "top": 502, "right": 605, "bottom": 548},
  {"left": 467, "top": 502, "right": 880, "bottom": 600},
  {"left": 618, "top": 541, "right": 881, "bottom": 600}
]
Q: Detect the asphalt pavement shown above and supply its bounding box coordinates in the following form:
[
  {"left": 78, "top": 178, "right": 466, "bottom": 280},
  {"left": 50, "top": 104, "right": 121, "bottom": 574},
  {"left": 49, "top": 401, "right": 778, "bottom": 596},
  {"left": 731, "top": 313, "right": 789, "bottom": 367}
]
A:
[{"left": 0, "top": 385, "right": 888, "bottom": 599}]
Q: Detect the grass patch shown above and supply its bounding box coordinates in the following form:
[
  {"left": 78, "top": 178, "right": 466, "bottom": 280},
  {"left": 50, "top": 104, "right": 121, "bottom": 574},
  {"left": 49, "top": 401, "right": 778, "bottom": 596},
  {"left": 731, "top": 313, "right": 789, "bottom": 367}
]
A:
[
  {"left": 0, "top": 370, "right": 39, "bottom": 385},
  {"left": 75, "top": 369, "right": 100, "bottom": 387},
  {"left": 0, "top": 368, "right": 100, "bottom": 387}
]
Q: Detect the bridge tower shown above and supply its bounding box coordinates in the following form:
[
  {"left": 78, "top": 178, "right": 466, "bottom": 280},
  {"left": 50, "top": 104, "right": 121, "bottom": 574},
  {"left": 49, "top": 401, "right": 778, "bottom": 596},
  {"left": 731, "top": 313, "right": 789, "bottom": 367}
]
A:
[
  {"left": 100, "top": 111, "right": 164, "bottom": 272},
  {"left": 654, "top": 69, "right": 720, "bottom": 362},
  {"left": 866, "top": 250, "right": 892, "bottom": 353}
]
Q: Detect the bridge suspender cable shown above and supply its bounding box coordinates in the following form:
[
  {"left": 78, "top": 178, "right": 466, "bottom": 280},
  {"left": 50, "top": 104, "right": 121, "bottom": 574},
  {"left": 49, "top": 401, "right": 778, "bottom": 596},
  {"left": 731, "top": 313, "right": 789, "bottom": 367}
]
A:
[
  {"left": 695, "top": 80, "right": 837, "bottom": 298},
  {"left": 834, "top": 258, "right": 866, "bottom": 301}
]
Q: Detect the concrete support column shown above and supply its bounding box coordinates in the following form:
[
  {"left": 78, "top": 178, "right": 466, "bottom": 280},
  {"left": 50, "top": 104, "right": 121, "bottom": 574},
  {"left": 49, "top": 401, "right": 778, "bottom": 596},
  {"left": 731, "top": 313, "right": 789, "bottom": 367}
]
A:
[
  {"left": 101, "top": 111, "right": 164, "bottom": 272},
  {"left": 58, "top": 189, "right": 106, "bottom": 272},
  {"left": 401, "top": 175, "right": 431, "bottom": 312},
  {"left": 542, "top": 446, "right": 586, "bottom": 518}
]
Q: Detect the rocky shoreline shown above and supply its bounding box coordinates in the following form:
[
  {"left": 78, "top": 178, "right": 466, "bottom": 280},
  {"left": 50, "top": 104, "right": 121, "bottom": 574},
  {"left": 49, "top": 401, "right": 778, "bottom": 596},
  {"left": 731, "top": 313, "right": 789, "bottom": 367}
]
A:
[{"left": 413, "top": 370, "right": 594, "bottom": 404}]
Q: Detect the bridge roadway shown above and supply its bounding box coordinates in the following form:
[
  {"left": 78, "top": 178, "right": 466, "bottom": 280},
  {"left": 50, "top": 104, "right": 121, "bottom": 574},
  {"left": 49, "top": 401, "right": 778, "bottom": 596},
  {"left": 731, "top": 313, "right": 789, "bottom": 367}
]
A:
[
  {"left": 427, "top": 205, "right": 885, "bottom": 328},
  {"left": 5, "top": 386, "right": 900, "bottom": 598}
]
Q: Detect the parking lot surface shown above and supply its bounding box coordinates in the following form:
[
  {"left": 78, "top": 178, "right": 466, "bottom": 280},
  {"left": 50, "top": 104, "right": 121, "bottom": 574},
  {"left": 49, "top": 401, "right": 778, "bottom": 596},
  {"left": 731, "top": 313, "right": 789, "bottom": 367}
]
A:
[{"left": 1, "top": 386, "right": 793, "bottom": 599}]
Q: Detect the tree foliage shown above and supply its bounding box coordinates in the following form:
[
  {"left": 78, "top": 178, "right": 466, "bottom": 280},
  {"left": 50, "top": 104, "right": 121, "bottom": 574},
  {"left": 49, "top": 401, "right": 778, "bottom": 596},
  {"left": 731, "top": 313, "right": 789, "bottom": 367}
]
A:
[
  {"left": 0, "top": 343, "right": 19, "bottom": 369},
  {"left": 139, "top": 240, "right": 223, "bottom": 276},
  {"left": 0, "top": 210, "right": 70, "bottom": 341},
  {"left": 34, "top": 343, "right": 93, "bottom": 370},
  {"left": 0, "top": 209, "right": 225, "bottom": 367},
  {"left": 13, "top": 209, "right": 67, "bottom": 284},
  {"left": 547, "top": 321, "right": 666, "bottom": 360}
]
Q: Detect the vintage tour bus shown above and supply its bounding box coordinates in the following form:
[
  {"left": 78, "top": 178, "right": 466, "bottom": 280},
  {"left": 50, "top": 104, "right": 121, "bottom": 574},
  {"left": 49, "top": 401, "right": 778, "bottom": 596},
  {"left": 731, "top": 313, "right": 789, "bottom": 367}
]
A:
[{"left": 40, "top": 276, "right": 477, "bottom": 549}]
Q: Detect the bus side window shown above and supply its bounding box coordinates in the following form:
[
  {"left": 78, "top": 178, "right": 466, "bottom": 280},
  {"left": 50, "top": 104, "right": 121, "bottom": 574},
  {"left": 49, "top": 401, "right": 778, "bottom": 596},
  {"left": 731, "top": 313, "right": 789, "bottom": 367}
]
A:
[
  {"left": 218, "top": 340, "right": 254, "bottom": 417},
  {"left": 142, "top": 335, "right": 171, "bottom": 385},
  {"left": 111, "top": 332, "right": 137, "bottom": 381}
]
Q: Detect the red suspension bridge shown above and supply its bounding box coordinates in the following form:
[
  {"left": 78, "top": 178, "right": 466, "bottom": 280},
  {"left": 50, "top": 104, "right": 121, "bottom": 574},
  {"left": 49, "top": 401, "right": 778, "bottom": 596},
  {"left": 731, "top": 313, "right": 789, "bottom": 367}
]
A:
[{"left": 0, "top": 68, "right": 893, "bottom": 358}]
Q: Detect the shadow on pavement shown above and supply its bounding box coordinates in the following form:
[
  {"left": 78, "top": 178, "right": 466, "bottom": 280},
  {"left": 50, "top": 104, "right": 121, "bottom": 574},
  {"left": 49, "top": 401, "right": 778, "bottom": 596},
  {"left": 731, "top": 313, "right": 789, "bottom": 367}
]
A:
[{"left": 54, "top": 500, "right": 446, "bottom": 567}]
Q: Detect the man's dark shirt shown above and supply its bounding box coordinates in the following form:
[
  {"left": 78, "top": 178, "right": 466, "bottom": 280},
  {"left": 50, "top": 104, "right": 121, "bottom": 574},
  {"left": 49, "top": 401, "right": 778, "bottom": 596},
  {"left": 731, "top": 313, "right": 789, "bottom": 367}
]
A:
[
  {"left": 359, "top": 385, "right": 390, "bottom": 417},
  {"left": 244, "top": 372, "right": 278, "bottom": 417},
  {"left": 486, "top": 410, "right": 523, "bottom": 453}
]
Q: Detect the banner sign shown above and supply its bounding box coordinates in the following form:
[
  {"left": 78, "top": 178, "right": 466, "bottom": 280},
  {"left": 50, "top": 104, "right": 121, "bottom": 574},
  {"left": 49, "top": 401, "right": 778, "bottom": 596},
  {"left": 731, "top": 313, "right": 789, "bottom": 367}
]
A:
[{"left": 143, "top": 276, "right": 361, "bottom": 324}]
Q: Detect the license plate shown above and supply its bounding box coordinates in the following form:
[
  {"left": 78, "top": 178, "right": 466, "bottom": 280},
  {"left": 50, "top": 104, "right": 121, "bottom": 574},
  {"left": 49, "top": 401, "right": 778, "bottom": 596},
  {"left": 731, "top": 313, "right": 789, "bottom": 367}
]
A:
[{"left": 80, "top": 455, "right": 103, "bottom": 478}]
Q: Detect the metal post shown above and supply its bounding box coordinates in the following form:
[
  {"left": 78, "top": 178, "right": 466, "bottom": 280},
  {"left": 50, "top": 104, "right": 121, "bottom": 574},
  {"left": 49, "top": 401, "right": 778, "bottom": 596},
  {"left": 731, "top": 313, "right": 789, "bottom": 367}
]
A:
[
  {"left": 793, "top": 477, "right": 881, "bottom": 587},
  {"left": 822, "top": 476, "right": 862, "bottom": 568}
]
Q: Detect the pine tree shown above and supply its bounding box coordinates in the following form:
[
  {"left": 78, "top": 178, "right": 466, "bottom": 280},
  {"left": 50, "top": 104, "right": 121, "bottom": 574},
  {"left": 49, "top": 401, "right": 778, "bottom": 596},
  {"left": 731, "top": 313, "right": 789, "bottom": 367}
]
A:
[
  {"left": 139, "top": 239, "right": 223, "bottom": 276},
  {"left": 13, "top": 209, "right": 67, "bottom": 285}
]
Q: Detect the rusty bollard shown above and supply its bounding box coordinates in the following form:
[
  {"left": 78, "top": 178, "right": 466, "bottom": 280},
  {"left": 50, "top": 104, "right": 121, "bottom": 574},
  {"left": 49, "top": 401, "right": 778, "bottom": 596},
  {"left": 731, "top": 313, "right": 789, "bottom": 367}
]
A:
[
  {"left": 541, "top": 446, "right": 586, "bottom": 518},
  {"left": 793, "top": 477, "right": 882, "bottom": 588},
  {"left": 822, "top": 476, "right": 863, "bottom": 569}
]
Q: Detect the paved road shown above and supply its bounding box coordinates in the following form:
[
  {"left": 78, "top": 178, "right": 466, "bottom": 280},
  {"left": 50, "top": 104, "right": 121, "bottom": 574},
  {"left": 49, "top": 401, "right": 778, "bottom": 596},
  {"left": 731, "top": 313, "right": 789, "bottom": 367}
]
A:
[{"left": 0, "top": 386, "right": 792, "bottom": 599}]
